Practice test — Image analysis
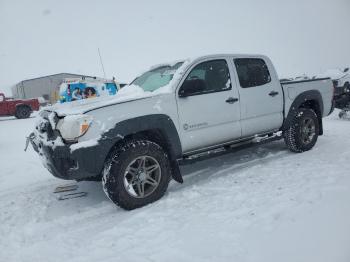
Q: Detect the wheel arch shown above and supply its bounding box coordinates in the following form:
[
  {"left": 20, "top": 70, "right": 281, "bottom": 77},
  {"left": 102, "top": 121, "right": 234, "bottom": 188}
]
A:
[
  {"left": 282, "top": 90, "right": 324, "bottom": 135},
  {"left": 100, "top": 114, "right": 183, "bottom": 183},
  {"left": 15, "top": 103, "right": 32, "bottom": 111}
]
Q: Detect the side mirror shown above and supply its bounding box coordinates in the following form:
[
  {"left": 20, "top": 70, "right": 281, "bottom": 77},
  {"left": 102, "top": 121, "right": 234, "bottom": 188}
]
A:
[
  {"left": 344, "top": 68, "right": 349, "bottom": 73},
  {"left": 179, "top": 79, "right": 206, "bottom": 97}
]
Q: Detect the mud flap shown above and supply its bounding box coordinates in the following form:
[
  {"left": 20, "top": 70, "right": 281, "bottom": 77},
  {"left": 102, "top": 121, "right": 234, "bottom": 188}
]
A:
[{"left": 171, "top": 160, "right": 183, "bottom": 183}]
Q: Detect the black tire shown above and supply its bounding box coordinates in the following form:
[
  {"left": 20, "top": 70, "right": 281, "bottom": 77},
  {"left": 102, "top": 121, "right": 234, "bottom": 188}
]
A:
[
  {"left": 102, "top": 140, "right": 171, "bottom": 210},
  {"left": 339, "top": 110, "right": 346, "bottom": 119},
  {"left": 284, "top": 108, "right": 319, "bottom": 153},
  {"left": 15, "top": 106, "right": 31, "bottom": 119}
]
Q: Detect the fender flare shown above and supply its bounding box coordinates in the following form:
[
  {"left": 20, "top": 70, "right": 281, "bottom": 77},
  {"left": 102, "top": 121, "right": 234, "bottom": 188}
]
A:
[
  {"left": 282, "top": 90, "right": 324, "bottom": 135},
  {"left": 99, "top": 114, "right": 183, "bottom": 183},
  {"left": 15, "top": 103, "right": 32, "bottom": 113}
]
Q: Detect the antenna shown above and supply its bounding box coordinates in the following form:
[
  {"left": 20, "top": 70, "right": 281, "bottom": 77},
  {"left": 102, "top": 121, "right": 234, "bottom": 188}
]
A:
[{"left": 98, "top": 48, "right": 106, "bottom": 78}]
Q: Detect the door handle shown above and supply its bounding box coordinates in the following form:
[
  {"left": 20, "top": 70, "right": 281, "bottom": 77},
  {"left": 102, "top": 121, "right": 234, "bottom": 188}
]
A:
[
  {"left": 225, "top": 97, "right": 239, "bottom": 104},
  {"left": 269, "top": 91, "right": 279, "bottom": 97}
]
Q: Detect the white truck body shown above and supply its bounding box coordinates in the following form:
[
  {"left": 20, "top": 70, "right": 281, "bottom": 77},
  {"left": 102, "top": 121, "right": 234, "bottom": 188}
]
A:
[
  {"left": 29, "top": 54, "right": 334, "bottom": 209},
  {"left": 47, "top": 54, "right": 333, "bottom": 154}
]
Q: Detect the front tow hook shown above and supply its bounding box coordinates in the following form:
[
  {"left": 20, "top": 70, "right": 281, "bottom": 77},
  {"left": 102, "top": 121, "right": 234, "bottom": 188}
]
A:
[{"left": 24, "top": 132, "right": 37, "bottom": 152}]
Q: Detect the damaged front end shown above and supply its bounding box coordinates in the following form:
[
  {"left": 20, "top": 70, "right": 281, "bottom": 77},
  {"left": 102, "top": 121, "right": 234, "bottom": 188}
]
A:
[{"left": 26, "top": 110, "right": 107, "bottom": 181}]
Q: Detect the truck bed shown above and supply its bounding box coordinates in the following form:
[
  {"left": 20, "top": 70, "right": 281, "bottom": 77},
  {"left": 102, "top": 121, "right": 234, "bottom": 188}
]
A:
[{"left": 281, "top": 78, "right": 333, "bottom": 118}]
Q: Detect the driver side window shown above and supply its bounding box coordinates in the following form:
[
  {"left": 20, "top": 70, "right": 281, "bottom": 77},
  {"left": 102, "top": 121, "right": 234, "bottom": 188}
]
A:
[{"left": 179, "top": 59, "right": 231, "bottom": 97}]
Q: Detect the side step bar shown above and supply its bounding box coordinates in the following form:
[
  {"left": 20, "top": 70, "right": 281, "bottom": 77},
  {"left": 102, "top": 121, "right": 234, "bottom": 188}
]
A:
[{"left": 179, "top": 133, "right": 283, "bottom": 165}]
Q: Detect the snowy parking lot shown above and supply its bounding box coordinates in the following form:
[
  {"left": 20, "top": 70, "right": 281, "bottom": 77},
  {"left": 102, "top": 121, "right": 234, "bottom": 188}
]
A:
[{"left": 0, "top": 111, "right": 350, "bottom": 262}]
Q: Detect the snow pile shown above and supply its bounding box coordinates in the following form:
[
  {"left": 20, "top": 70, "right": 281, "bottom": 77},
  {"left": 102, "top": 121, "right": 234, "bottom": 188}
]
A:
[
  {"left": 1, "top": 111, "right": 350, "bottom": 262},
  {"left": 116, "top": 84, "right": 148, "bottom": 96},
  {"left": 48, "top": 111, "right": 57, "bottom": 129},
  {"left": 70, "top": 137, "right": 100, "bottom": 152},
  {"left": 37, "top": 96, "right": 47, "bottom": 104}
]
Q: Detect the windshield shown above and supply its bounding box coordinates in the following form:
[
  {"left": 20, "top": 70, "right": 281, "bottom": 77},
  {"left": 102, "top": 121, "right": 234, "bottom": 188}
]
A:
[{"left": 131, "top": 62, "right": 184, "bottom": 92}]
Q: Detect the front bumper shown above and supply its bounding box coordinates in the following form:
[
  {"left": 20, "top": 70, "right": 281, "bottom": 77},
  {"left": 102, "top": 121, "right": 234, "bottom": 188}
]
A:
[{"left": 29, "top": 131, "right": 110, "bottom": 181}]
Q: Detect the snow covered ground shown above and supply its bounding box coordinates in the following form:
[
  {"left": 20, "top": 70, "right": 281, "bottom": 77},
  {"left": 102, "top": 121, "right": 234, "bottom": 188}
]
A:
[{"left": 0, "top": 111, "right": 350, "bottom": 262}]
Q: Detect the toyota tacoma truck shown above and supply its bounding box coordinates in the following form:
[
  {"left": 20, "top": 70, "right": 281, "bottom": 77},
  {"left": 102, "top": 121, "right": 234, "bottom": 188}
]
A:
[
  {"left": 28, "top": 54, "right": 334, "bottom": 210},
  {"left": 0, "top": 93, "right": 40, "bottom": 119}
]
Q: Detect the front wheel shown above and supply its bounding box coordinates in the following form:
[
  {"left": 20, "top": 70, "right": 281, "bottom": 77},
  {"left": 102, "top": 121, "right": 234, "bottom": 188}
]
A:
[
  {"left": 284, "top": 108, "right": 319, "bottom": 153},
  {"left": 102, "top": 140, "right": 171, "bottom": 210},
  {"left": 339, "top": 110, "right": 348, "bottom": 119}
]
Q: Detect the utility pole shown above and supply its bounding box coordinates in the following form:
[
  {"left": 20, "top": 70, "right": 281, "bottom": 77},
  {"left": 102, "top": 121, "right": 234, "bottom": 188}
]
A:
[{"left": 98, "top": 48, "right": 106, "bottom": 79}]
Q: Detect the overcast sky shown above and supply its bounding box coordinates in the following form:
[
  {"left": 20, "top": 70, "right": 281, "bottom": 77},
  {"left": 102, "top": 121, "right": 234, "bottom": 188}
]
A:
[{"left": 0, "top": 0, "right": 349, "bottom": 94}]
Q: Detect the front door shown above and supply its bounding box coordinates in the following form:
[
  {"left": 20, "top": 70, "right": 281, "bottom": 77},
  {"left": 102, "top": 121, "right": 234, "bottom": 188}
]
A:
[{"left": 176, "top": 59, "right": 241, "bottom": 153}]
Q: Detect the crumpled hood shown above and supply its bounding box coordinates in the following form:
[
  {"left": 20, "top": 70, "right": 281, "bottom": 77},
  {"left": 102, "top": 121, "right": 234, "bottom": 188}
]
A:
[
  {"left": 45, "top": 85, "right": 154, "bottom": 116},
  {"left": 43, "top": 59, "right": 190, "bottom": 117}
]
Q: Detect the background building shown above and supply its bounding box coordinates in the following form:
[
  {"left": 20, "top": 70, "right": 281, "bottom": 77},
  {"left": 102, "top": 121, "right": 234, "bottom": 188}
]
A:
[{"left": 11, "top": 73, "right": 97, "bottom": 104}]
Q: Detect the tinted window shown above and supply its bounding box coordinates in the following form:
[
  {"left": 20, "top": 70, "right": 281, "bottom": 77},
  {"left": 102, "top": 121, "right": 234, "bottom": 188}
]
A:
[
  {"left": 234, "top": 58, "right": 271, "bottom": 88},
  {"left": 180, "top": 60, "right": 231, "bottom": 96}
]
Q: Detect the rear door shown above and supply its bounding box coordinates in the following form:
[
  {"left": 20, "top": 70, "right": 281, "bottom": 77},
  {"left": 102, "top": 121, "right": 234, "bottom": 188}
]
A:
[
  {"left": 176, "top": 58, "right": 241, "bottom": 153},
  {"left": 233, "top": 57, "right": 283, "bottom": 137}
]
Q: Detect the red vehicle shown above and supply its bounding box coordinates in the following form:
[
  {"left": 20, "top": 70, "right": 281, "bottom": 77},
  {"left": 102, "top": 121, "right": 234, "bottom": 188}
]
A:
[{"left": 0, "top": 93, "right": 40, "bottom": 119}]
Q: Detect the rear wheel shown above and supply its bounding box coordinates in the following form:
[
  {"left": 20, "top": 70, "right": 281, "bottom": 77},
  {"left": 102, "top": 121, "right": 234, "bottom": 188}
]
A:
[
  {"left": 102, "top": 140, "right": 171, "bottom": 210},
  {"left": 15, "top": 106, "right": 31, "bottom": 119},
  {"left": 284, "top": 108, "right": 319, "bottom": 153},
  {"left": 339, "top": 110, "right": 346, "bottom": 119}
]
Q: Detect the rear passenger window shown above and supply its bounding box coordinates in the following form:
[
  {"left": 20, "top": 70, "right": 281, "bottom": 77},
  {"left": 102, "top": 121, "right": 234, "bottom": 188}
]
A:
[{"left": 234, "top": 58, "right": 271, "bottom": 88}]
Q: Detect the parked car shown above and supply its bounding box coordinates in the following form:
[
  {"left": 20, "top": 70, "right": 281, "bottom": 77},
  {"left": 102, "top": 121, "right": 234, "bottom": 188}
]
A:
[
  {"left": 317, "top": 68, "right": 350, "bottom": 99},
  {"left": 317, "top": 68, "right": 350, "bottom": 117},
  {"left": 28, "top": 54, "right": 334, "bottom": 210},
  {"left": 58, "top": 78, "right": 121, "bottom": 103},
  {"left": 0, "top": 93, "right": 40, "bottom": 119}
]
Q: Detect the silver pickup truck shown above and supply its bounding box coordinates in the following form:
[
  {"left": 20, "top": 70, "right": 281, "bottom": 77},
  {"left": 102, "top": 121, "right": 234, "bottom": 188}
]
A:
[{"left": 29, "top": 54, "right": 334, "bottom": 210}]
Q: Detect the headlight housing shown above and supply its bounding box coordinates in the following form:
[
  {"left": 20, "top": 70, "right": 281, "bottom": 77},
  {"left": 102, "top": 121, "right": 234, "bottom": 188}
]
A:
[{"left": 56, "top": 115, "right": 93, "bottom": 141}]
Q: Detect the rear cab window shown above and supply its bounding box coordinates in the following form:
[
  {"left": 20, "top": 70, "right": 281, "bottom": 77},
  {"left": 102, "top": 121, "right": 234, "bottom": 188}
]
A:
[{"left": 234, "top": 58, "right": 271, "bottom": 88}]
